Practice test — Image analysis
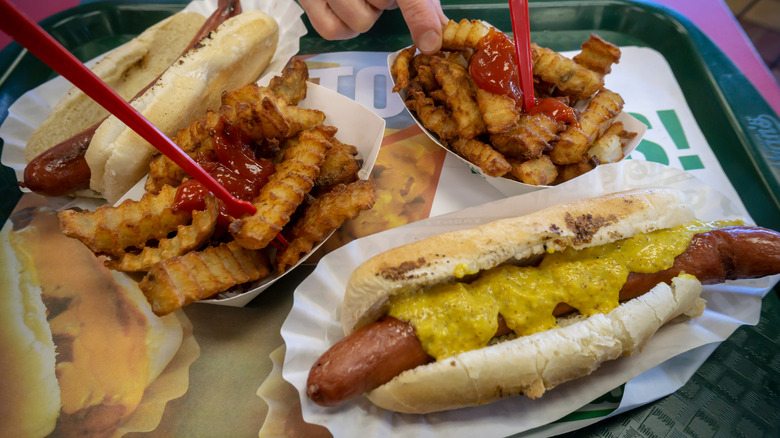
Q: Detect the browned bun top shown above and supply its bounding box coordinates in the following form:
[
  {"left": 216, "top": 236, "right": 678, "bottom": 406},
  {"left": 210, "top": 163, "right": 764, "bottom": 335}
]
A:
[{"left": 342, "top": 187, "right": 696, "bottom": 334}]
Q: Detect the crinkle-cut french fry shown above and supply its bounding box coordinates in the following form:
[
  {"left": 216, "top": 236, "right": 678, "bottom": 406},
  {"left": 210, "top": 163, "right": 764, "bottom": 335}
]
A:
[
  {"left": 408, "top": 54, "right": 447, "bottom": 96},
  {"left": 550, "top": 89, "right": 624, "bottom": 165},
  {"left": 476, "top": 88, "right": 521, "bottom": 134},
  {"left": 490, "top": 112, "right": 560, "bottom": 160},
  {"left": 573, "top": 34, "right": 622, "bottom": 75},
  {"left": 145, "top": 62, "right": 326, "bottom": 194},
  {"left": 58, "top": 60, "right": 374, "bottom": 314},
  {"left": 443, "top": 50, "right": 471, "bottom": 70},
  {"left": 145, "top": 111, "right": 221, "bottom": 193},
  {"left": 392, "top": 45, "right": 417, "bottom": 93},
  {"left": 267, "top": 58, "right": 310, "bottom": 105},
  {"left": 145, "top": 97, "right": 291, "bottom": 193},
  {"left": 317, "top": 137, "right": 361, "bottom": 187},
  {"left": 531, "top": 43, "right": 604, "bottom": 100},
  {"left": 276, "top": 179, "right": 377, "bottom": 273},
  {"left": 556, "top": 156, "right": 600, "bottom": 183},
  {"left": 428, "top": 89, "right": 448, "bottom": 105},
  {"left": 410, "top": 52, "right": 433, "bottom": 70},
  {"left": 413, "top": 64, "right": 439, "bottom": 93},
  {"left": 222, "top": 82, "right": 326, "bottom": 135},
  {"left": 406, "top": 83, "right": 459, "bottom": 141},
  {"left": 392, "top": 24, "right": 635, "bottom": 187},
  {"left": 139, "top": 241, "right": 271, "bottom": 316},
  {"left": 450, "top": 138, "right": 511, "bottom": 177},
  {"left": 230, "top": 126, "right": 335, "bottom": 249},
  {"left": 220, "top": 96, "right": 292, "bottom": 139},
  {"left": 430, "top": 56, "right": 486, "bottom": 139},
  {"left": 144, "top": 98, "right": 290, "bottom": 192},
  {"left": 106, "top": 195, "right": 219, "bottom": 272},
  {"left": 509, "top": 155, "right": 559, "bottom": 186},
  {"left": 441, "top": 19, "right": 490, "bottom": 51},
  {"left": 588, "top": 121, "right": 636, "bottom": 163},
  {"left": 58, "top": 185, "right": 189, "bottom": 257},
  {"left": 171, "top": 110, "right": 221, "bottom": 157}
]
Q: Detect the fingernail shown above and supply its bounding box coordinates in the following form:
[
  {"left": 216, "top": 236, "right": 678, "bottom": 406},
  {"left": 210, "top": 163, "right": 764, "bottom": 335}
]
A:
[{"left": 418, "top": 30, "right": 440, "bottom": 53}]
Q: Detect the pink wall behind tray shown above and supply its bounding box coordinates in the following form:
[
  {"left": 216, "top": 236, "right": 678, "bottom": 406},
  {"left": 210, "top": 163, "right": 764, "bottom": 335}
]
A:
[
  {"left": 0, "top": 0, "right": 79, "bottom": 52},
  {"left": 650, "top": 0, "right": 780, "bottom": 118}
]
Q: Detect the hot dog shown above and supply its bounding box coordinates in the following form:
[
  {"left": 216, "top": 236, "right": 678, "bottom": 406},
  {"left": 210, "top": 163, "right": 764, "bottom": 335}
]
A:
[
  {"left": 308, "top": 225, "right": 780, "bottom": 407},
  {"left": 305, "top": 188, "right": 780, "bottom": 413},
  {"left": 23, "top": 125, "right": 96, "bottom": 196},
  {"left": 87, "top": 8, "right": 279, "bottom": 203},
  {"left": 22, "top": 0, "right": 243, "bottom": 197},
  {"left": 22, "top": 1, "right": 279, "bottom": 203},
  {"left": 21, "top": 11, "right": 208, "bottom": 196}
]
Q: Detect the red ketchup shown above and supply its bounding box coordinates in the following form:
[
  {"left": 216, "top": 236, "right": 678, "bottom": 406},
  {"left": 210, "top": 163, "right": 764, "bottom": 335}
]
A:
[
  {"left": 470, "top": 28, "right": 523, "bottom": 107},
  {"left": 529, "top": 97, "right": 578, "bottom": 126},
  {"left": 470, "top": 28, "right": 578, "bottom": 126},
  {"left": 173, "top": 118, "right": 274, "bottom": 228}
]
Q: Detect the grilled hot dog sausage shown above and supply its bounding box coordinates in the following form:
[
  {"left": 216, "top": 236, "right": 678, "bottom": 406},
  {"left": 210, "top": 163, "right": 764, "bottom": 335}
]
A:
[
  {"left": 307, "top": 317, "right": 432, "bottom": 406},
  {"left": 22, "top": 124, "right": 97, "bottom": 196},
  {"left": 628, "top": 226, "right": 780, "bottom": 289},
  {"left": 307, "top": 226, "right": 780, "bottom": 406}
]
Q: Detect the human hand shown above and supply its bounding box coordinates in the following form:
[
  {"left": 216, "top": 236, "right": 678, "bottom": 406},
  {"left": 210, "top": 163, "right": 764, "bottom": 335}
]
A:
[{"left": 299, "top": 0, "right": 448, "bottom": 54}]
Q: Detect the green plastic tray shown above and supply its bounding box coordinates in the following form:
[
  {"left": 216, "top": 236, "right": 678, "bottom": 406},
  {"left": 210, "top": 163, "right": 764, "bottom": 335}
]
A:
[{"left": 1, "top": 1, "right": 778, "bottom": 436}]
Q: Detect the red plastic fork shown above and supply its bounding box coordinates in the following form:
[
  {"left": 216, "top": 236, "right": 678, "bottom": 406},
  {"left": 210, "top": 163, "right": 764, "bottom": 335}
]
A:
[
  {"left": 0, "top": 0, "right": 257, "bottom": 217},
  {"left": 508, "top": 0, "right": 535, "bottom": 112}
]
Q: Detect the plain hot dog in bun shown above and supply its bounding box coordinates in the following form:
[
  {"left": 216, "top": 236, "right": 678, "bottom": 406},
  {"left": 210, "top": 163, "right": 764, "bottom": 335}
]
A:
[
  {"left": 21, "top": 0, "right": 254, "bottom": 198},
  {"left": 21, "top": 10, "right": 211, "bottom": 198},
  {"left": 87, "top": 9, "right": 279, "bottom": 203},
  {"left": 23, "top": 11, "right": 208, "bottom": 165},
  {"left": 306, "top": 187, "right": 780, "bottom": 413}
]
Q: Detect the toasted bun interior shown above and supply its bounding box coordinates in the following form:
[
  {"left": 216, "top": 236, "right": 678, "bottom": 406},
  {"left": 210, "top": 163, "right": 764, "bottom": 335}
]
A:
[
  {"left": 0, "top": 220, "right": 61, "bottom": 438},
  {"left": 87, "top": 9, "right": 280, "bottom": 203},
  {"left": 366, "top": 276, "right": 705, "bottom": 413},
  {"left": 342, "top": 187, "right": 696, "bottom": 333},
  {"left": 24, "top": 11, "right": 207, "bottom": 162}
]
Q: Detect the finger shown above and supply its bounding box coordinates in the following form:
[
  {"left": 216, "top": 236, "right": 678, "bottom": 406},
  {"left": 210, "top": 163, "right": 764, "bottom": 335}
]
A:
[
  {"left": 328, "top": 0, "right": 384, "bottom": 34},
  {"left": 299, "top": 0, "right": 360, "bottom": 40},
  {"left": 433, "top": 0, "right": 448, "bottom": 24},
  {"left": 367, "top": 0, "right": 398, "bottom": 10},
  {"left": 397, "top": 0, "right": 447, "bottom": 54}
]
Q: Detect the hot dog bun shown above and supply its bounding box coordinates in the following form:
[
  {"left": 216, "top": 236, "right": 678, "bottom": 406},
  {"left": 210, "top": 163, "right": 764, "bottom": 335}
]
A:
[
  {"left": 340, "top": 187, "right": 705, "bottom": 413},
  {"left": 0, "top": 199, "right": 183, "bottom": 435},
  {"left": 23, "top": 11, "right": 208, "bottom": 163},
  {"left": 367, "top": 276, "right": 703, "bottom": 413},
  {"left": 343, "top": 187, "right": 696, "bottom": 332},
  {"left": 86, "top": 9, "right": 280, "bottom": 203}
]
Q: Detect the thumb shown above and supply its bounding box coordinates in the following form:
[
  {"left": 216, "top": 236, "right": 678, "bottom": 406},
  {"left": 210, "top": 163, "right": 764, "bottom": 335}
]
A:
[{"left": 397, "top": 0, "right": 448, "bottom": 54}]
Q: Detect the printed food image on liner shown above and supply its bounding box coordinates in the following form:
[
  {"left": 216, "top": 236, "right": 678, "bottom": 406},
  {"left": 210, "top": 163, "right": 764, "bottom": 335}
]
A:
[{"left": 0, "top": 194, "right": 199, "bottom": 438}]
